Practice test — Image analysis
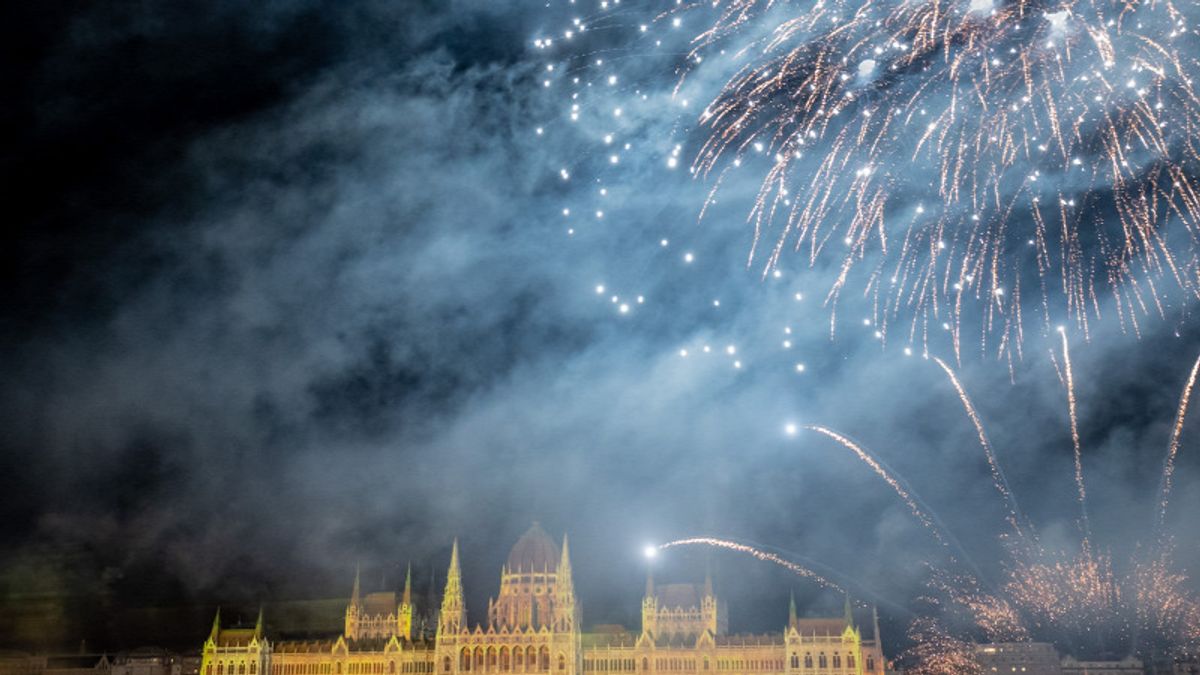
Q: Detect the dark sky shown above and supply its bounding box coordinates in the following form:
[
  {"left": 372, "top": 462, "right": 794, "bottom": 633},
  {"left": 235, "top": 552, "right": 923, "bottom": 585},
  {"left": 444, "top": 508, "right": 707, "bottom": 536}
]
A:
[{"left": 2, "top": 0, "right": 1199, "bottom": 656}]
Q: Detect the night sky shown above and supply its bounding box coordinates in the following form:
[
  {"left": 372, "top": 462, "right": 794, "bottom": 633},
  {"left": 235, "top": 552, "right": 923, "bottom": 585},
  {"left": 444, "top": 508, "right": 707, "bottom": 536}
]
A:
[{"left": 2, "top": 0, "right": 1199, "bottom": 656}]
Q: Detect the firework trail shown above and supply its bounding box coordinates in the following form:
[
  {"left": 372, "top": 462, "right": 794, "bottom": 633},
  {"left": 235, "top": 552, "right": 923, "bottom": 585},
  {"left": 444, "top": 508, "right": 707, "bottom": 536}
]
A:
[
  {"left": 1156, "top": 351, "right": 1200, "bottom": 536},
  {"left": 931, "top": 356, "right": 1028, "bottom": 539},
  {"left": 678, "top": 0, "right": 1200, "bottom": 359},
  {"left": 658, "top": 538, "right": 843, "bottom": 591},
  {"left": 1057, "top": 329, "right": 1091, "bottom": 542},
  {"left": 803, "top": 425, "right": 946, "bottom": 544}
]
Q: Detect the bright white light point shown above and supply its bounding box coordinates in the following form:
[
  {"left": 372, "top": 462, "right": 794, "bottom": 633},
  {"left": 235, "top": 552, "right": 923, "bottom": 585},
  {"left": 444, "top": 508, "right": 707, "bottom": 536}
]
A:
[
  {"left": 684, "top": 252, "right": 694, "bottom": 263},
  {"left": 785, "top": 423, "right": 798, "bottom": 436},
  {"left": 637, "top": 296, "right": 644, "bottom": 304},
  {"left": 560, "top": 169, "right": 570, "bottom": 180},
  {"left": 937, "top": 240, "right": 947, "bottom": 249},
  {"left": 702, "top": 346, "right": 711, "bottom": 353},
  {"left": 600, "top": 188, "right": 607, "bottom": 196},
  {"left": 643, "top": 546, "right": 658, "bottom": 559},
  {"left": 619, "top": 304, "right": 630, "bottom": 314},
  {"left": 1057, "top": 325, "right": 1066, "bottom": 334},
  {"left": 782, "top": 340, "right": 792, "bottom": 348},
  {"left": 916, "top": 205, "right": 925, "bottom": 214},
  {"left": 726, "top": 345, "right": 736, "bottom": 355},
  {"left": 595, "top": 285, "right": 605, "bottom": 294},
  {"left": 679, "top": 349, "right": 688, "bottom": 357},
  {"left": 596, "top": 211, "right": 604, "bottom": 219},
  {"left": 772, "top": 270, "right": 782, "bottom": 279},
  {"left": 610, "top": 155, "right": 619, "bottom": 164},
  {"left": 660, "top": 239, "right": 669, "bottom": 247},
  {"left": 567, "top": 228, "right": 574, "bottom": 235},
  {"left": 613, "top": 108, "right": 622, "bottom": 117},
  {"left": 795, "top": 363, "right": 806, "bottom": 372},
  {"left": 713, "top": 300, "right": 721, "bottom": 307},
  {"left": 667, "top": 157, "right": 678, "bottom": 169},
  {"left": 608, "top": 75, "right": 617, "bottom": 85},
  {"left": 784, "top": 327, "right": 792, "bottom": 334},
  {"left": 904, "top": 347, "right": 913, "bottom": 356},
  {"left": 536, "top": 127, "right": 544, "bottom": 135},
  {"left": 733, "top": 361, "right": 742, "bottom": 369},
  {"left": 862, "top": 318, "right": 872, "bottom": 326},
  {"left": 562, "top": 208, "right": 570, "bottom": 216},
  {"left": 994, "top": 288, "right": 1004, "bottom": 296},
  {"left": 640, "top": 24, "right": 647, "bottom": 32},
  {"left": 794, "top": 293, "right": 803, "bottom": 301},
  {"left": 604, "top": 134, "right": 613, "bottom": 144},
  {"left": 672, "top": 17, "right": 681, "bottom": 27}
]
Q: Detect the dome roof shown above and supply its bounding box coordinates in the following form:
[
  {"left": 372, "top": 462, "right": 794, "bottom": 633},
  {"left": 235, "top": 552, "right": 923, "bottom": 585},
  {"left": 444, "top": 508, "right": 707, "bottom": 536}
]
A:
[{"left": 507, "top": 522, "right": 560, "bottom": 572}]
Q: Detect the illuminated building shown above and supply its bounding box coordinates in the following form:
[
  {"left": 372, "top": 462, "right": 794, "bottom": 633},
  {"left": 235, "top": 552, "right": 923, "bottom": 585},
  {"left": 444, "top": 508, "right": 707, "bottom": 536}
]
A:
[
  {"left": 973, "top": 642, "right": 1063, "bottom": 674},
  {"left": 201, "top": 524, "right": 885, "bottom": 675}
]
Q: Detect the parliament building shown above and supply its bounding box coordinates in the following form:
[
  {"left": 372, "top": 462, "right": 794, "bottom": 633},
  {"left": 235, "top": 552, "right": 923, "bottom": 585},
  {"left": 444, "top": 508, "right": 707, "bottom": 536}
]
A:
[{"left": 201, "top": 525, "right": 885, "bottom": 675}]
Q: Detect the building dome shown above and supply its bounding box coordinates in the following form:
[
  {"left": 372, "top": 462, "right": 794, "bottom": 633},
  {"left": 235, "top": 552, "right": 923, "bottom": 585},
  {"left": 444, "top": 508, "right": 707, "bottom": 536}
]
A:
[{"left": 506, "top": 522, "right": 559, "bottom": 572}]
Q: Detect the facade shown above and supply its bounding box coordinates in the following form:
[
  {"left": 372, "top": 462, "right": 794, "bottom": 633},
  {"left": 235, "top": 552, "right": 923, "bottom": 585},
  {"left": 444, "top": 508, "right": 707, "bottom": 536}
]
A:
[
  {"left": 1059, "top": 657, "right": 1143, "bottom": 675},
  {"left": 201, "top": 524, "right": 886, "bottom": 675},
  {"left": 974, "top": 643, "right": 1063, "bottom": 674}
]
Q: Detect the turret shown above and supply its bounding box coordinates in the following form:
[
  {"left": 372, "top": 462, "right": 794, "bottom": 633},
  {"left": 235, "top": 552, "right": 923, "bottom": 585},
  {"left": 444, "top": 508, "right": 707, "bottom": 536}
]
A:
[
  {"left": 209, "top": 608, "right": 222, "bottom": 642},
  {"left": 640, "top": 571, "right": 657, "bottom": 638},
  {"left": 345, "top": 565, "right": 362, "bottom": 638},
  {"left": 788, "top": 590, "right": 797, "bottom": 629},
  {"left": 555, "top": 534, "right": 578, "bottom": 632},
  {"left": 399, "top": 563, "right": 414, "bottom": 641},
  {"left": 254, "top": 606, "right": 264, "bottom": 640},
  {"left": 438, "top": 540, "right": 467, "bottom": 636},
  {"left": 843, "top": 593, "right": 854, "bottom": 630}
]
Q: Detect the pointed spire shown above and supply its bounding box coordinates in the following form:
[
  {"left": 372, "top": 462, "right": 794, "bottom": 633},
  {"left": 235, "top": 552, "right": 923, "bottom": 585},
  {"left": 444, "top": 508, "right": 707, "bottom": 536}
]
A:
[
  {"left": 439, "top": 539, "right": 466, "bottom": 635},
  {"left": 872, "top": 604, "right": 880, "bottom": 641},
  {"left": 254, "top": 606, "right": 264, "bottom": 638},
  {"left": 402, "top": 563, "right": 413, "bottom": 606},
  {"left": 843, "top": 592, "right": 854, "bottom": 629},
  {"left": 703, "top": 560, "right": 714, "bottom": 598},
  {"left": 209, "top": 607, "right": 222, "bottom": 641},
  {"left": 645, "top": 569, "right": 655, "bottom": 598},
  {"left": 560, "top": 534, "right": 572, "bottom": 572},
  {"left": 351, "top": 564, "right": 362, "bottom": 607},
  {"left": 788, "top": 590, "right": 797, "bottom": 627}
]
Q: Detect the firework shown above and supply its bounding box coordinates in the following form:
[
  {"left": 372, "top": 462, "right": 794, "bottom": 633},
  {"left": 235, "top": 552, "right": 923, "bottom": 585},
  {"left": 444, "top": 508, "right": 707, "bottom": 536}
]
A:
[
  {"left": 1156, "top": 351, "right": 1200, "bottom": 536},
  {"left": 658, "top": 537, "right": 844, "bottom": 591},
  {"left": 679, "top": 0, "right": 1200, "bottom": 359}
]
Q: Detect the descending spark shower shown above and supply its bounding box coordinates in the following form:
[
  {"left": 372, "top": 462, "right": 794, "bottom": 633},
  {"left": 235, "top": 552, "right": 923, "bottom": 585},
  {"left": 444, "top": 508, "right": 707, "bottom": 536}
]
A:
[
  {"left": 538, "top": 0, "right": 1200, "bottom": 362},
  {"left": 661, "top": 346, "right": 1200, "bottom": 670}
]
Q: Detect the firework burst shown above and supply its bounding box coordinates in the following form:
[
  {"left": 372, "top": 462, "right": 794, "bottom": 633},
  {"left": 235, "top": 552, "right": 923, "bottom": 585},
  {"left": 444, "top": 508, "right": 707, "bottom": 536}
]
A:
[{"left": 679, "top": 0, "right": 1200, "bottom": 360}]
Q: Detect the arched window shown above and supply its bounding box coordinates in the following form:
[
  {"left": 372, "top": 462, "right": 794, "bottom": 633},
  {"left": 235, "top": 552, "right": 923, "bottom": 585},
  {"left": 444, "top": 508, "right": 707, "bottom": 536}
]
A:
[
  {"left": 500, "top": 648, "right": 510, "bottom": 672},
  {"left": 462, "top": 649, "right": 471, "bottom": 672},
  {"left": 527, "top": 648, "right": 537, "bottom": 672},
  {"left": 444, "top": 658, "right": 452, "bottom": 673},
  {"left": 803, "top": 655, "right": 811, "bottom": 669},
  {"left": 475, "top": 649, "right": 485, "bottom": 671},
  {"left": 208, "top": 665, "right": 214, "bottom": 675},
  {"left": 703, "top": 659, "right": 710, "bottom": 671},
  {"left": 539, "top": 647, "right": 550, "bottom": 672},
  {"left": 390, "top": 663, "right": 396, "bottom": 674},
  {"left": 642, "top": 659, "right": 649, "bottom": 672},
  {"left": 488, "top": 649, "right": 497, "bottom": 671},
  {"left": 865, "top": 657, "right": 874, "bottom": 672},
  {"left": 831, "top": 655, "right": 840, "bottom": 669},
  {"left": 250, "top": 665, "right": 257, "bottom": 675},
  {"left": 557, "top": 656, "right": 565, "bottom": 672},
  {"left": 218, "top": 664, "right": 224, "bottom": 675},
  {"left": 846, "top": 655, "right": 854, "bottom": 670},
  {"left": 515, "top": 650, "right": 524, "bottom": 671},
  {"left": 240, "top": 664, "right": 247, "bottom": 675},
  {"left": 816, "top": 655, "right": 826, "bottom": 669}
]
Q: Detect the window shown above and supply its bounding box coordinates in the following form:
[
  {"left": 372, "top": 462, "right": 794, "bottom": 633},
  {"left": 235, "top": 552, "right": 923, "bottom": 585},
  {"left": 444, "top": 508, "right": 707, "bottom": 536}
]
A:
[
  {"left": 462, "top": 649, "right": 471, "bottom": 672},
  {"left": 642, "top": 659, "right": 649, "bottom": 672},
  {"left": 816, "top": 656, "right": 826, "bottom": 669},
  {"left": 557, "top": 656, "right": 565, "bottom": 672},
  {"left": 390, "top": 664, "right": 396, "bottom": 674},
  {"left": 539, "top": 648, "right": 550, "bottom": 672},
  {"left": 516, "top": 651, "right": 524, "bottom": 671},
  {"left": 865, "top": 657, "right": 874, "bottom": 672},
  {"left": 789, "top": 655, "right": 797, "bottom": 670},
  {"left": 703, "top": 659, "right": 710, "bottom": 671},
  {"left": 845, "top": 656, "right": 854, "bottom": 670},
  {"left": 831, "top": 655, "right": 840, "bottom": 669},
  {"left": 444, "top": 658, "right": 451, "bottom": 673}
]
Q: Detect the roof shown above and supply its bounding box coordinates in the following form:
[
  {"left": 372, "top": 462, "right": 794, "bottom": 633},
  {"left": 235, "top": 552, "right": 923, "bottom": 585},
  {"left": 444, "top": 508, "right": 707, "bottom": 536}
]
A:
[
  {"left": 714, "top": 634, "right": 785, "bottom": 647},
  {"left": 507, "top": 523, "right": 559, "bottom": 573},
  {"left": 362, "top": 592, "right": 397, "bottom": 617},
  {"left": 655, "top": 584, "right": 701, "bottom": 609},
  {"left": 790, "top": 618, "right": 847, "bottom": 636}
]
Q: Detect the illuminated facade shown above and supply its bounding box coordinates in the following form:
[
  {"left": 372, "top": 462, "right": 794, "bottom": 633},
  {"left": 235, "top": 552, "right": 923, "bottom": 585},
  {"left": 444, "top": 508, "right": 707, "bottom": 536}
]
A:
[{"left": 201, "top": 524, "right": 886, "bottom": 675}]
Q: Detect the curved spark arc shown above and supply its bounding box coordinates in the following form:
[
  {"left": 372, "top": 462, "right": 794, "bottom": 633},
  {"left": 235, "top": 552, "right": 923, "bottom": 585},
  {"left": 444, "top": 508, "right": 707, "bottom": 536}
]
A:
[
  {"left": 1156, "top": 351, "right": 1200, "bottom": 537},
  {"left": 658, "top": 538, "right": 844, "bottom": 591},
  {"left": 931, "top": 355, "right": 1030, "bottom": 540},
  {"left": 802, "top": 425, "right": 990, "bottom": 587}
]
